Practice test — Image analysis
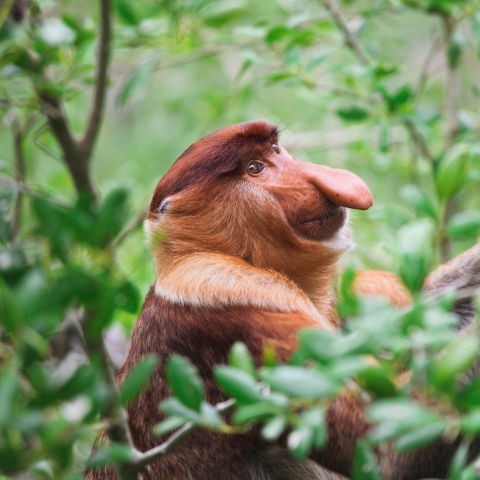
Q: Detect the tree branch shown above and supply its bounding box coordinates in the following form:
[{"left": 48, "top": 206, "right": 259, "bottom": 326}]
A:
[
  {"left": 402, "top": 116, "right": 435, "bottom": 163},
  {"left": 10, "top": 118, "right": 27, "bottom": 241},
  {"left": 134, "top": 399, "right": 235, "bottom": 469},
  {"left": 441, "top": 14, "right": 460, "bottom": 147},
  {"left": 320, "top": 0, "right": 436, "bottom": 165},
  {"left": 439, "top": 13, "right": 461, "bottom": 261},
  {"left": 320, "top": 0, "right": 371, "bottom": 66},
  {"left": 80, "top": 0, "right": 112, "bottom": 159}
]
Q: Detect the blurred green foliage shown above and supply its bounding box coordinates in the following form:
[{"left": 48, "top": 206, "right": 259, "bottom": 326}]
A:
[{"left": 0, "top": 0, "right": 479, "bottom": 478}]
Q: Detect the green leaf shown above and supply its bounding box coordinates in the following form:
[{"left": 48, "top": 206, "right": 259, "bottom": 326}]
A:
[
  {"left": 395, "top": 421, "right": 446, "bottom": 451},
  {"left": 460, "top": 409, "right": 480, "bottom": 435},
  {"left": 160, "top": 398, "right": 201, "bottom": 422},
  {"left": 301, "top": 407, "right": 327, "bottom": 449},
  {"left": 233, "top": 402, "right": 280, "bottom": 425},
  {"left": 298, "top": 328, "right": 366, "bottom": 362},
  {"left": 166, "top": 355, "right": 204, "bottom": 411},
  {"left": 435, "top": 144, "right": 470, "bottom": 200},
  {"left": 265, "top": 25, "right": 291, "bottom": 44},
  {"left": 214, "top": 366, "right": 263, "bottom": 404},
  {"left": 457, "top": 377, "right": 480, "bottom": 407},
  {"left": 357, "top": 365, "right": 398, "bottom": 397},
  {"left": 382, "top": 84, "right": 412, "bottom": 113},
  {"left": 202, "top": 0, "right": 246, "bottom": 27},
  {"left": 430, "top": 336, "right": 479, "bottom": 390},
  {"left": 115, "top": 280, "right": 140, "bottom": 314},
  {"left": 0, "top": 278, "right": 22, "bottom": 336},
  {"left": 448, "top": 39, "right": 462, "bottom": 69},
  {"left": 400, "top": 185, "right": 438, "bottom": 220},
  {"left": 114, "top": 0, "right": 139, "bottom": 25},
  {"left": 352, "top": 441, "right": 381, "bottom": 480},
  {"left": 94, "top": 188, "right": 130, "bottom": 247},
  {"left": 120, "top": 355, "right": 157, "bottom": 405},
  {"left": 448, "top": 440, "right": 470, "bottom": 479},
  {"left": 336, "top": 106, "right": 369, "bottom": 122},
  {"left": 199, "top": 402, "right": 223, "bottom": 428},
  {"left": 87, "top": 443, "right": 136, "bottom": 468},
  {"left": 229, "top": 342, "right": 256, "bottom": 376},
  {"left": 154, "top": 416, "right": 186, "bottom": 436},
  {"left": 261, "top": 415, "right": 286, "bottom": 441},
  {"left": 367, "top": 400, "right": 440, "bottom": 443},
  {"left": 373, "top": 62, "right": 398, "bottom": 78},
  {"left": 287, "top": 426, "right": 313, "bottom": 458},
  {"left": 0, "top": 365, "right": 18, "bottom": 428},
  {"left": 397, "top": 220, "right": 434, "bottom": 292},
  {"left": 117, "top": 63, "right": 154, "bottom": 107},
  {"left": 260, "top": 366, "right": 339, "bottom": 399},
  {"left": 446, "top": 211, "right": 480, "bottom": 240}
]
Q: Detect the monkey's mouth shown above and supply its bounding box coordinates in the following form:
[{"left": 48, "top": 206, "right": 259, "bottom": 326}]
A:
[{"left": 295, "top": 206, "right": 347, "bottom": 241}]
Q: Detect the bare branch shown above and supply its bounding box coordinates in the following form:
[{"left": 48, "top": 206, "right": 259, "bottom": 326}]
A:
[
  {"left": 10, "top": 118, "right": 27, "bottom": 241},
  {"left": 37, "top": 91, "right": 78, "bottom": 159},
  {"left": 415, "top": 35, "right": 442, "bottom": 103},
  {"left": 441, "top": 14, "right": 460, "bottom": 147},
  {"left": 35, "top": 68, "right": 98, "bottom": 203},
  {"left": 320, "top": 0, "right": 371, "bottom": 66},
  {"left": 134, "top": 399, "right": 235, "bottom": 469},
  {"left": 439, "top": 13, "right": 461, "bottom": 260},
  {"left": 80, "top": 0, "right": 112, "bottom": 159},
  {"left": 402, "top": 116, "right": 435, "bottom": 163}
]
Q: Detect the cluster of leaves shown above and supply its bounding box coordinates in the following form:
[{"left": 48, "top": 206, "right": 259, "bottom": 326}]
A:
[
  {"left": 0, "top": 182, "right": 142, "bottom": 477},
  {"left": 159, "top": 275, "right": 480, "bottom": 479}
]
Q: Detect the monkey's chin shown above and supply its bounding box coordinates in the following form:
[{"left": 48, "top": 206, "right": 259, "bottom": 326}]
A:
[{"left": 294, "top": 207, "right": 347, "bottom": 243}]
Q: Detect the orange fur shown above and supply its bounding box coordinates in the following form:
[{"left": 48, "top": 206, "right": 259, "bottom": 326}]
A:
[{"left": 87, "top": 121, "right": 468, "bottom": 480}]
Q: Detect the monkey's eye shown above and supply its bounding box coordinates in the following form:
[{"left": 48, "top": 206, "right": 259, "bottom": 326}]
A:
[
  {"left": 157, "top": 198, "right": 170, "bottom": 214},
  {"left": 247, "top": 160, "right": 266, "bottom": 176},
  {"left": 272, "top": 143, "right": 280, "bottom": 154}
]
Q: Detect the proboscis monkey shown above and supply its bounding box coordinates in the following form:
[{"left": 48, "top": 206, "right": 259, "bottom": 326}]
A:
[{"left": 87, "top": 120, "right": 478, "bottom": 480}]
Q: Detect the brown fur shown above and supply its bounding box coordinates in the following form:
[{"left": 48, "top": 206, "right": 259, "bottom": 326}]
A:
[{"left": 86, "top": 121, "right": 475, "bottom": 479}]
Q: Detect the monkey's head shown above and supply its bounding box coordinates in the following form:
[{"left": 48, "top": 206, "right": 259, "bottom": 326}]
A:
[{"left": 145, "top": 120, "right": 372, "bottom": 274}]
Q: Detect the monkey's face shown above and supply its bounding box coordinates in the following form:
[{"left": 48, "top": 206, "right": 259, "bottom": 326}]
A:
[
  {"left": 146, "top": 121, "right": 372, "bottom": 270},
  {"left": 242, "top": 144, "right": 372, "bottom": 243}
]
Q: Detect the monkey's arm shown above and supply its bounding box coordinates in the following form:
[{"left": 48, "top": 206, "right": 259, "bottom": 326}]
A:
[{"left": 424, "top": 241, "right": 480, "bottom": 330}]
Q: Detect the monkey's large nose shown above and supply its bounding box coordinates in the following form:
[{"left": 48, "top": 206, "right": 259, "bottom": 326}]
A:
[{"left": 302, "top": 163, "right": 373, "bottom": 210}]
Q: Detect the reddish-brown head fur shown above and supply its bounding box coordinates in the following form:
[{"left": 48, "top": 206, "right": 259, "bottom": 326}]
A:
[
  {"left": 146, "top": 120, "right": 371, "bottom": 262},
  {"left": 144, "top": 120, "right": 372, "bottom": 319}
]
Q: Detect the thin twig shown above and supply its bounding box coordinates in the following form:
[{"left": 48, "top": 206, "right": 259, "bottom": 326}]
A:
[
  {"left": 439, "top": 13, "right": 461, "bottom": 261},
  {"left": 80, "top": 0, "right": 112, "bottom": 159},
  {"left": 402, "top": 116, "right": 435, "bottom": 162},
  {"left": 320, "top": 0, "right": 435, "bottom": 165},
  {"left": 114, "top": 207, "right": 147, "bottom": 247},
  {"left": 415, "top": 35, "right": 442, "bottom": 103},
  {"left": 320, "top": 0, "right": 371, "bottom": 66},
  {"left": 134, "top": 399, "right": 235, "bottom": 468},
  {"left": 441, "top": 14, "right": 460, "bottom": 147},
  {"left": 10, "top": 119, "right": 27, "bottom": 241}
]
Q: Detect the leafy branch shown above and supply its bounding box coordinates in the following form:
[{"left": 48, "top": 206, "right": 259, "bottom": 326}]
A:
[{"left": 32, "top": 0, "right": 112, "bottom": 205}]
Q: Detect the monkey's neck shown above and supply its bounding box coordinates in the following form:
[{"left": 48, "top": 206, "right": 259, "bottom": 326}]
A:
[
  {"left": 287, "top": 256, "right": 340, "bottom": 326},
  {"left": 153, "top": 251, "right": 335, "bottom": 331}
]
